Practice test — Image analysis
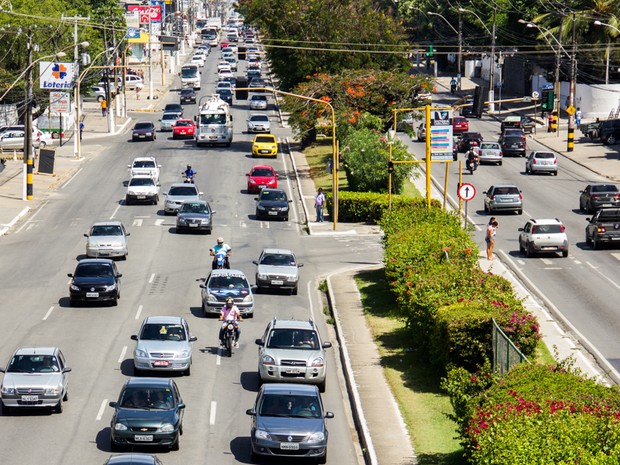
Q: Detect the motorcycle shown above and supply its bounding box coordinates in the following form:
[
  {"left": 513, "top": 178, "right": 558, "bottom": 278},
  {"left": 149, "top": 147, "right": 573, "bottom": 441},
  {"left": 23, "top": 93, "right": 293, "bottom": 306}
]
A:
[
  {"left": 466, "top": 157, "right": 479, "bottom": 175},
  {"left": 182, "top": 172, "right": 196, "bottom": 183},
  {"left": 221, "top": 320, "right": 239, "bottom": 357},
  {"left": 212, "top": 251, "right": 230, "bottom": 270}
]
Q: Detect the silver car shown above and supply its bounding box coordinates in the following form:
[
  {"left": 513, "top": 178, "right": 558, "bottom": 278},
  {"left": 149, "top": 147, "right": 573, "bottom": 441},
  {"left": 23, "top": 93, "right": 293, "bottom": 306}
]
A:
[
  {"left": 525, "top": 151, "right": 558, "bottom": 175},
  {"left": 479, "top": 141, "right": 503, "bottom": 166},
  {"left": 131, "top": 316, "right": 196, "bottom": 376},
  {"left": 176, "top": 200, "right": 215, "bottom": 233},
  {"left": 159, "top": 112, "right": 181, "bottom": 132},
  {"left": 483, "top": 184, "right": 523, "bottom": 215},
  {"left": 84, "top": 221, "right": 130, "bottom": 260},
  {"left": 253, "top": 248, "right": 303, "bottom": 294},
  {"left": 164, "top": 183, "right": 203, "bottom": 215},
  {"left": 0, "top": 347, "right": 71, "bottom": 414},
  {"left": 247, "top": 113, "right": 271, "bottom": 133},
  {"left": 256, "top": 319, "right": 331, "bottom": 392}
]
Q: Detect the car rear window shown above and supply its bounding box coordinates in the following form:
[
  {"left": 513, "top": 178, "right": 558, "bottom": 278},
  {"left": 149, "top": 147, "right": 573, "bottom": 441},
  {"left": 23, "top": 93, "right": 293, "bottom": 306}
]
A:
[
  {"left": 504, "top": 136, "right": 524, "bottom": 143},
  {"left": 133, "top": 160, "right": 156, "bottom": 168},
  {"left": 534, "top": 152, "right": 555, "bottom": 159},
  {"left": 598, "top": 211, "right": 620, "bottom": 220},
  {"left": 532, "top": 224, "right": 563, "bottom": 234},
  {"left": 481, "top": 143, "right": 499, "bottom": 150},
  {"left": 592, "top": 185, "right": 619, "bottom": 193},
  {"left": 256, "top": 135, "right": 276, "bottom": 143},
  {"left": 494, "top": 187, "right": 520, "bottom": 195}
]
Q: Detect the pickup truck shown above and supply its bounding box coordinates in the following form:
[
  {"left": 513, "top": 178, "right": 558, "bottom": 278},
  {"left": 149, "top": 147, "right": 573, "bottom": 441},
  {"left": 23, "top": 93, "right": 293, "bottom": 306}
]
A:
[{"left": 585, "top": 208, "right": 620, "bottom": 249}]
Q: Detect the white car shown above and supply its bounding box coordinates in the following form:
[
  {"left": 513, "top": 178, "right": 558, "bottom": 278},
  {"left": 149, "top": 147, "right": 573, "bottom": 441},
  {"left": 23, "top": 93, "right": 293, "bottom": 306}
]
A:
[
  {"left": 518, "top": 218, "right": 569, "bottom": 258},
  {"left": 195, "top": 50, "right": 209, "bottom": 60},
  {"left": 85, "top": 221, "right": 130, "bottom": 259},
  {"left": 249, "top": 94, "right": 268, "bottom": 110},
  {"left": 159, "top": 112, "right": 181, "bottom": 132},
  {"left": 191, "top": 55, "right": 205, "bottom": 67},
  {"left": 216, "top": 81, "right": 233, "bottom": 93},
  {"left": 479, "top": 142, "right": 503, "bottom": 166},
  {"left": 217, "top": 61, "right": 231, "bottom": 73},
  {"left": 128, "top": 156, "right": 161, "bottom": 183},
  {"left": 247, "top": 113, "right": 271, "bottom": 133},
  {"left": 218, "top": 69, "right": 234, "bottom": 80},
  {"left": 125, "top": 175, "right": 160, "bottom": 205}
]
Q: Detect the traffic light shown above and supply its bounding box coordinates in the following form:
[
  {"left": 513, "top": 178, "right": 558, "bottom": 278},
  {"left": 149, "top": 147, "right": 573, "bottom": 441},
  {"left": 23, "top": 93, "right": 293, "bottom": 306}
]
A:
[
  {"left": 472, "top": 85, "right": 487, "bottom": 118},
  {"left": 388, "top": 161, "right": 394, "bottom": 173},
  {"left": 425, "top": 45, "right": 434, "bottom": 57},
  {"left": 541, "top": 89, "right": 554, "bottom": 111},
  {"left": 236, "top": 77, "right": 248, "bottom": 100}
]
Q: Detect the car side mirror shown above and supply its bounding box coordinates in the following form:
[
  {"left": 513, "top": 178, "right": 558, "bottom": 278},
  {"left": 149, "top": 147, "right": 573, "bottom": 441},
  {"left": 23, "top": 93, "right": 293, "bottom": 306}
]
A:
[
  {"left": 518, "top": 228, "right": 524, "bottom": 232},
  {"left": 109, "top": 401, "right": 117, "bottom": 408},
  {"left": 131, "top": 335, "right": 138, "bottom": 341},
  {"left": 255, "top": 338, "right": 264, "bottom": 346},
  {"left": 84, "top": 233, "right": 89, "bottom": 238},
  {"left": 0, "top": 368, "right": 5, "bottom": 373},
  {"left": 586, "top": 218, "right": 591, "bottom": 222},
  {"left": 298, "top": 263, "right": 304, "bottom": 268},
  {"left": 325, "top": 411, "right": 335, "bottom": 419},
  {"left": 199, "top": 283, "right": 207, "bottom": 289},
  {"left": 178, "top": 403, "right": 186, "bottom": 409},
  {"left": 252, "top": 260, "right": 258, "bottom": 265},
  {"left": 67, "top": 273, "right": 73, "bottom": 278},
  {"left": 158, "top": 164, "right": 162, "bottom": 168},
  {"left": 189, "top": 336, "right": 198, "bottom": 342},
  {"left": 246, "top": 173, "right": 250, "bottom": 176},
  {"left": 127, "top": 165, "right": 131, "bottom": 168},
  {"left": 322, "top": 341, "right": 332, "bottom": 349},
  {"left": 63, "top": 367, "right": 72, "bottom": 373},
  {"left": 254, "top": 197, "right": 259, "bottom": 201},
  {"left": 117, "top": 273, "right": 123, "bottom": 278},
  {"left": 288, "top": 200, "right": 292, "bottom": 203},
  {"left": 126, "top": 232, "right": 131, "bottom": 236},
  {"left": 246, "top": 408, "right": 256, "bottom": 416}
]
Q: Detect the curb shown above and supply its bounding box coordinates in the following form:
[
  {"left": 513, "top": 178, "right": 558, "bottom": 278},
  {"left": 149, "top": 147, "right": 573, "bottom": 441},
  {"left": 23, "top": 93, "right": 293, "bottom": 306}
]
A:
[
  {"left": 0, "top": 206, "right": 30, "bottom": 236},
  {"left": 285, "top": 137, "right": 310, "bottom": 229}
]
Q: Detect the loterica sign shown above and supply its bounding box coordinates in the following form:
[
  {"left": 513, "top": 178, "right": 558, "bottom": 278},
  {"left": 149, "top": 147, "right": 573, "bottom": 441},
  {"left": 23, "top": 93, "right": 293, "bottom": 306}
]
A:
[{"left": 39, "top": 62, "right": 75, "bottom": 90}]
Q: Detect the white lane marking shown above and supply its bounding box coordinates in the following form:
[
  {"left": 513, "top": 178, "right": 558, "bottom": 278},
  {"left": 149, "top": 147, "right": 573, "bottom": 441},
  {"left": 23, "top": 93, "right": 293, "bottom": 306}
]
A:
[
  {"left": 240, "top": 220, "right": 247, "bottom": 228},
  {"left": 155, "top": 219, "right": 164, "bottom": 226},
  {"left": 134, "top": 216, "right": 151, "bottom": 218},
  {"left": 96, "top": 399, "right": 108, "bottom": 421},
  {"left": 586, "top": 261, "right": 620, "bottom": 291},
  {"left": 148, "top": 274, "right": 155, "bottom": 284},
  {"left": 26, "top": 223, "right": 35, "bottom": 231},
  {"left": 42, "top": 306, "right": 54, "bottom": 321},
  {"left": 135, "top": 305, "right": 143, "bottom": 320},
  {"left": 118, "top": 346, "right": 128, "bottom": 364},
  {"left": 541, "top": 258, "right": 553, "bottom": 266},
  {"left": 133, "top": 219, "right": 143, "bottom": 227},
  {"left": 216, "top": 352, "right": 221, "bottom": 365},
  {"left": 15, "top": 201, "right": 48, "bottom": 233},
  {"left": 574, "top": 260, "right": 582, "bottom": 265},
  {"left": 281, "top": 149, "right": 299, "bottom": 223},
  {"left": 209, "top": 401, "right": 217, "bottom": 425},
  {"left": 307, "top": 281, "right": 316, "bottom": 321},
  {"left": 61, "top": 168, "right": 82, "bottom": 189},
  {"left": 109, "top": 204, "right": 121, "bottom": 220},
  {"left": 543, "top": 267, "right": 562, "bottom": 270},
  {"left": 612, "top": 253, "right": 620, "bottom": 262}
]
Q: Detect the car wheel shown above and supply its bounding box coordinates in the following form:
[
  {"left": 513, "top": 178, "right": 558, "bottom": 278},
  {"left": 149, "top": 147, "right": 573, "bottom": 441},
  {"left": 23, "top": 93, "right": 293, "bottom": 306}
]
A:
[
  {"left": 110, "top": 437, "right": 121, "bottom": 452},
  {"left": 553, "top": 170, "right": 558, "bottom": 176},
  {"left": 250, "top": 450, "right": 260, "bottom": 463},
  {"left": 171, "top": 435, "right": 180, "bottom": 451},
  {"left": 134, "top": 367, "right": 142, "bottom": 376},
  {"left": 519, "top": 240, "right": 525, "bottom": 254},
  {"left": 517, "top": 209, "right": 523, "bottom": 215},
  {"left": 185, "top": 365, "right": 191, "bottom": 376},
  {"left": 585, "top": 232, "right": 592, "bottom": 244},
  {"left": 587, "top": 202, "right": 594, "bottom": 214},
  {"left": 525, "top": 166, "right": 530, "bottom": 174},
  {"left": 202, "top": 301, "right": 208, "bottom": 316},
  {"left": 498, "top": 161, "right": 503, "bottom": 166},
  {"left": 63, "top": 389, "right": 68, "bottom": 402},
  {"left": 69, "top": 299, "right": 77, "bottom": 307},
  {"left": 226, "top": 142, "right": 231, "bottom": 147},
  {"left": 111, "top": 296, "right": 118, "bottom": 307},
  {"left": 593, "top": 237, "right": 600, "bottom": 250},
  {"left": 562, "top": 249, "right": 569, "bottom": 258},
  {"left": 317, "top": 452, "right": 327, "bottom": 464},
  {"left": 1, "top": 403, "right": 12, "bottom": 415},
  {"left": 283, "top": 216, "right": 288, "bottom": 221},
  {"left": 525, "top": 243, "right": 534, "bottom": 258},
  {"left": 579, "top": 201, "right": 585, "bottom": 212},
  {"left": 607, "top": 134, "right": 617, "bottom": 145},
  {"left": 54, "top": 399, "right": 63, "bottom": 414},
  {"left": 292, "top": 286, "right": 298, "bottom": 296},
  {"left": 318, "top": 379, "right": 326, "bottom": 393}
]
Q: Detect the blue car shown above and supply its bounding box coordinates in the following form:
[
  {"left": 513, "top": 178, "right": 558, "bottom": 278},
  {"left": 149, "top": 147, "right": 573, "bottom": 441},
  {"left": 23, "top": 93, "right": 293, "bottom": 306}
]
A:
[{"left": 199, "top": 269, "right": 255, "bottom": 317}]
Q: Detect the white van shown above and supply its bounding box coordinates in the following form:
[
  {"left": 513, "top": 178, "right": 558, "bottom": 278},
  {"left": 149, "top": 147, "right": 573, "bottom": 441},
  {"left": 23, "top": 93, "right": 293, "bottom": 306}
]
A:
[{"left": 180, "top": 65, "right": 201, "bottom": 90}]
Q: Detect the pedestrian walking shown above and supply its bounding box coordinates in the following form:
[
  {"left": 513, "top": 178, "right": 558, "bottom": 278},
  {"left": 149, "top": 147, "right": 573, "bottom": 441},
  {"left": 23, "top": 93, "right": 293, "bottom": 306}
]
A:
[
  {"left": 136, "top": 83, "right": 143, "bottom": 100},
  {"left": 485, "top": 220, "right": 498, "bottom": 260},
  {"left": 547, "top": 112, "right": 554, "bottom": 133},
  {"left": 79, "top": 122, "right": 84, "bottom": 141},
  {"left": 575, "top": 107, "right": 582, "bottom": 127},
  {"left": 101, "top": 98, "right": 107, "bottom": 117},
  {"left": 314, "top": 187, "right": 326, "bottom": 222}
]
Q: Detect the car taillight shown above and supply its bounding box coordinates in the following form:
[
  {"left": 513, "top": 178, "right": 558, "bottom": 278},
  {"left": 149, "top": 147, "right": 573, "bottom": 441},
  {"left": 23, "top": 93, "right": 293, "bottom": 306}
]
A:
[
  {"left": 597, "top": 226, "right": 607, "bottom": 233},
  {"left": 519, "top": 194, "right": 523, "bottom": 199},
  {"left": 591, "top": 194, "right": 600, "bottom": 199},
  {"left": 553, "top": 159, "right": 557, "bottom": 165},
  {"left": 614, "top": 194, "right": 620, "bottom": 199},
  {"left": 532, "top": 159, "right": 537, "bottom": 164},
  {"left": 560, "top": 225, "right": 565, "bottom": 232}
]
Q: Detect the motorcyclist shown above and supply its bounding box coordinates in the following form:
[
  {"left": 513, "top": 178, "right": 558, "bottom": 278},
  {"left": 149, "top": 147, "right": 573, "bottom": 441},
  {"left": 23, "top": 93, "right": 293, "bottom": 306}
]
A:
[
  {"left": 466, "top": 142, "right": 480, "bottom": 171},
  {"left": 210, "top": 237, "right": 231, "bottom": 269},
  {"left": 182, "top": 164, "right": 196, "bottom": 182},
  {"left": 219, "top": 297, "right": 243, "bottom": 347}
]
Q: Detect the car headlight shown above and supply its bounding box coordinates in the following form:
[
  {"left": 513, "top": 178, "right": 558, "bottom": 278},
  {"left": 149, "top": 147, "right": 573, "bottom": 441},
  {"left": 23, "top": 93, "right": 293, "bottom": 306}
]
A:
[
  {"left": 258, "top": 273, "right": 269, "bottom": 280},
  {"left": 178, "top": 218, "right": 187, "bottom": 224},
  {"left": 281, "top": 206, "right": 289, "bottom": 211},
  {"left": 104, "top": 284, "right": 117, "bottom": 292},
  {"left": 114, "top": 423, "right": 128, "bottom": 431},
  {"left": 1, "top": 386, "right": 15, "bottom": 395},
  {"left": 307, "top": 432, "right": 325, "bottom": 443},
  {"left": 45, "top": 386, "right": 60, "bottom": 395},
  {"left": 207, "top": 293, "right": 219, "bottom": 303},
  {"left": 286, "top": 275, "right": 297, "bottom": 282},
  {"left": 249, "top": 179, "right": 257, "bottom": 184},
  {"left": 70, "top": 283, "right": 80, "bottom": 291},
  {"left": 161, "top": 423, "right": 175, "bottom": 433},
  {"left": 200, "top": 218, "right": 210, "bottom": 224},
  {"left": 267, "top": 179, "right": 275, "bottom": 185},
  {"left": 127, "top": 190, "right": 137, "bottom": 196},
  {"left": 261, "top": 355, "right": 275, "bottom": 366},
  {"left": 179, "top": 349, "right": 191, "bottom": 358},
  {"left": 254, "top": 429, "right": 272, "bottom": 441},
  {"left": 145, "top": 132, "right": 152, "bottom": 136},
  {"left": 243, "top": 294, "right": 253, "bottom": 303},
  {"left": 311, "top": 357, "right": 325, "bottom": 367},
  {"left": 257, "top": 205, "right": 265, "bottom": 210},
  {"left": 135, "top": 349, "right": 148, "bottom": 358}
]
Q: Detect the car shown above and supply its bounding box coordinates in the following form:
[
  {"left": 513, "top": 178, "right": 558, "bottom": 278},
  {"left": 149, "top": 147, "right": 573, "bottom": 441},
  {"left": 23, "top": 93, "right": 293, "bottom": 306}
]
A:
[
  {"left": 175, "top": 200, "right": 215, "bottom": 233},
  {"left": 479, "top": 141, "right": 503, "bottom": 165},
  {"left": 208, "top": 36, "right": 219, "bottom": 47},
  {"left": 0, "top": 347, "right": 71, "bottom": 414},
  {"left": 82, "top": 85, "right": 107, "bottom": 102},
  {"left": 416, "top": 123, "right": 426, "bottom": 142},
  {"left": 246, "top": 165, "right": 278, "bottom": 193},
  {"left": 461, "top": 100, "right": 476, "bottom": 118},
  {"left": 172, "top": 119, "right": 196, "bottom": 139},
  {"left": 246, "top": 383, "right": 333, "bottom": 463},
  {"left": 0, "top": 128, "right": 53, "bottom": 149},
  {"left": 253, "top": 248, "right": 303, "bottom": 295},
  {"left": 600, "top": 119, "right": 620, "bottom": 145},
  {"left": 163, "top": 183, "right": 203, "bottom": 215},
  {"left": 190, "top": 54, "right": 205, "bottom": 67},
  {"left": 518, "top": 218, "right": 569, "bottom": 258},
  {"left": 483, "top": 184, "right": 523, "bottom": 215},
  {"left": 252, "top": 134, "right": 278, "bottom": 157},
  {"left": 249, "top": 77, "right": 268, "bottom": 92},
  {"left": 121, "top": 74, "right": 144, "bottom": 90},
  {"left": 199, "top": 269, "right": 255, "bottom": 317},
  {"left": 163, "top": 103, "right": 183, "bottom": 116},
  {"left": 103, "top": 454, "right": 164, "bottom": 465},
  {"left": 499, "top": 134, "right": 526, "bottom": 157},
  {"left": 579, "top": 183, "right": 620, "bottom": 213},
  {"left": 128, "top": 157, "right": 161, "bottom": 182},
  {"left": 132, "top": 121, "right": 156, "bottom": 142},
  {"left": 179, "top": 87, "right": 197, "bottom": 104},
  {"left": 223, "top": 57, "right": 238, "bottom": 71},
  {"left": 255, "top": 188, "right": 291, "bottom": 221},
  {"left": 85, "top": 221, "right": 130, "bottom": 260},
  {"left": 131, "top": 316, "right": 197, "bottom": 376},
  {"left": 452, "top": 116, "right": 469, "bottom": 133},
  {"left": 247, "top": 113, "right": 271, "bottom": 133},
  {"left": 501, "top": 115, "right": 536, "bottom": 134},
  {"left": 216, "top": 81, "right": 233, "bottom": 92},
  {"left": 525, "top": 151, "right": 558, "bottom": 175},
  {"left": 67, "top": 258, "right": 122, "bottom": 306},
  {"left": 215, "top": 88, "right": 233, "bottom": 104},
  {"left": 255, "top": 318, "right": 330, "bottom": 389},
  {"left": 500, "top": 128, "right": 525, "bottom": 139},
  {"left": 249, "top": 94, "right": 268, "bottom": 110},
  {"left": 457, "top": 132, "right": 483, "bottom": 152},
  {"left": 159, "top": 112, "right": 181, "bottom": 132},
  {"left": 217, "top": 61, "right": 231, "bottom": 73},
  {"left": 109, "top": 377, "right": 185, "bottom": 451},
  {"left": 126, "top": 175, "right": 160, "bottom": 205},
  {"left": 218, "top": 69, "right": 234, "bottom": 80},
  {"left": 195, "top": 50, "right": 208, "bottom": 60},
  {"left": 396, "top": 113, "right": 416, "bottom": 132},
  {"left": 246, "top": 68, "right": 262, "bottom": 81}
]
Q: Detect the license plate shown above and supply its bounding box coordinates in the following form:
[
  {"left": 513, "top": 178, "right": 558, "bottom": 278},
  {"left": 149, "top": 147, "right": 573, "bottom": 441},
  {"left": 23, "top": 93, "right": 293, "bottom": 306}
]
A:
[
  {"left": 511, "top": 144, "right": 518, "bottom": 148},
  {"left": 134, "top": 435, "right": 153, "bottom": 442},
  {"left": 209, "top": 136, "right": 217, "bottom": 140},
  {"left": 137, "top": 195, "right": 146, "bottom": 199},
  {"left": 268, "top": 211, "right": 278, "bottom": 215},
  {"left": 21, "top": 395, "right": 38, "bottom": 402},
  {"left": 138, "top": 135, "right": 146, "bottom": 138},
  {"left": 601, "top": 203, "right": 612, "bottom": 207},
  {"left": 285, "top": 368, "right": 300, "bottom": 374},
  {"left": 280, "top": 443, "right": 299, "bottom": 450},
  {"left": 258, "top": 185, "right": 266, "bottom": 189},
  {"left": 180, "top": 130, "right": 187, "bottom": 134},
  {"left": 153, "top": 360, "right": 170, "bottom": 367},
  {"left": 86, "top": 292, "right": 99, "bottom": 298},
  {"left": 189, "top": 223, "right": 199, "bottom": 227},
  {"left": 271, "top": 280, "right": 284, "bottom": 285},
  {"left": 260, "top": 150, "right": 270, "bottom": 154}
]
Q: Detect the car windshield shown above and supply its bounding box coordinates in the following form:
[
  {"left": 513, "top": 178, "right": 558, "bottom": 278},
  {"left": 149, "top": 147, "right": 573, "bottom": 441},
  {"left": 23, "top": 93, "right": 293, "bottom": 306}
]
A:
[
  {"left": 129, "top": 178, "right": 155, "bottom": 187},
  {"left": 91, "top": 225, "right": 123, "bottom": 236},
  {"left": 134, "top": 123, "right": 153, "bottom": 130},
  {"left": 133, "top": 160, "right": 156, "bottom": 168},
  {"left": 260, "top": 190, "right": 287, "bottom": 202},
  {"left": 258, "top": 394, "right": 321, "bottom": 418},
  {"left": 252, "top": 168, "right": 274, "bottom": 177},
  {"left": 531, "top": 224, "right": 563, "bottom": 234},
  {"left": 481, "top": 143, "right": 499, "bottom": 150},
  {"left": 119, "top": 388, "right": 174, "bottom": 410},
  {"left": 493, "top": 187, "right": 519, "bottom": 195},
  {"left": 75, "top": 263, "right": 114, "bottom": 277},
  {"left": 208, "top": 275, "right": 249, "bottom": 289},
  {"left": 267, "top": 329, "right": 317, "bottom": 349},
  {"left": 250, "top": 79, "right": 265, "bottom": 86},
  {"left": 162, "top": 114, "right": 178, "bottom": 121},
  {"left": 251, "top": 115, "right": 269, "bottom": 122},
  {"left": 168, "top": 186, "right": 198, "bottom": 196},
  {"left": 180, "top": 202, "right": 208, "bottom": 214},
  {"left": 140, "top": 323, "right": 187, "bottom": 341},
  {"left": 591, "top": 185, "right": 619, "bottom": 193},
  {"left": 255, "top": 136, "right": 275, "bottom": 143},
  {"left": 7, "top": 354, "right": 60, "bottom": 373},
  {"left": 181, "top": 89, "right": 194, "bottom": 96},
  {"left": 217, "top": 89, "right": 232, "bottom": 96},
  {"left": 200, "top": 114, "right": 226, "bottom": 125},
  {"left": 175, "top": 121, "right": 193, "bottom": 127},
  {"left": 260, "top": 253, "right": 296, "bottom": 266},
  {"left": 534, "top": 152, "right": 555, "bottom": 159},
  {"left": 181, "top": 68, "right": 198, "bottom": 78}
]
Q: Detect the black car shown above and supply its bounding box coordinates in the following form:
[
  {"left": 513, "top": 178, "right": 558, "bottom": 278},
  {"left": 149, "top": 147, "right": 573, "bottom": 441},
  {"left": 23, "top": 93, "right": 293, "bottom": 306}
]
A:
[
  {"left": 132, "top": 122, "right": 156, "bottom": 142},
  {"left": 109, "top": 377, "right": 185, "bottom": 451},
  {"left": 179, "top": 87, "right": 196, "bottom": 104},
  {"left": 216, "top": 88, "right": 233, "bottom": 104},
  {"left": 579, "top": 184, "right": 620, "bottom": 213},
  {"left": 163, "top": 103, "right": 183, "bottom": 117},
  {"left": 255, "top": 188, "right": 291, "bottom": 221},
  {"left": 457, "top": 132, "right": 483, "bottom": 152},
  {"left": 500, "top": 135, "right": 526, "bottom": 157},
  {"left": 600, "top": 119, "right": 620, "bottom": 145},
  {"left": 104, "top": 454, "right": 163, "bottom": 465},
  {"left": 67, "top": 259, "right": 122, "bottom": 306},
  {"left": 247, "top": 69, "right": 262, "bottom": 81}
]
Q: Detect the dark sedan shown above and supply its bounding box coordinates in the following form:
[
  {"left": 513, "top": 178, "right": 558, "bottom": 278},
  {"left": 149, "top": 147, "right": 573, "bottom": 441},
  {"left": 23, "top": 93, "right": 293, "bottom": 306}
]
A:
[
  {"left": 163, "top": 103, "right": 183, "bottom": 117},
  {"left": 500, "top": 135, "right": 526, "bottom": 157},
  {"left": 179, "top": 87, "right": 196, "bottom": 104},
  {"left": 132, "top": 122, "right": 156, "bottom": 142},
  {"left": 109, "top": 378, "right": 185, "bottom": 451},
  {"left": 255, "top": 188, "right": 291, "bottom": 221},
  {"left": 175, "top": 200, "right": 215, "bottom": 233},
  {"left": 457, "top": 132, "right": 483, "bottom": 152},
  {"left": 68, "top": 259, "right": 122, "bottom": 306},
  {"left": 216, "top": 88, "right": 233, "bottom": 104},
  {"left": 579, "top": 184, "right": 620, "bottom": 213}
]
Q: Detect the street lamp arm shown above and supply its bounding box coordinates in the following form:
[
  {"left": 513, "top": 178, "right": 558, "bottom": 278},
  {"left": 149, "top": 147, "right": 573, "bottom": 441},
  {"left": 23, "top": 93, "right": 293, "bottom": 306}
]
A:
[
  {"left": 594, "top": 20, "right": 620, "bottom": 35},
  {"left": 427, "top": 12, "right": 459, "bottom": 35},
  {"left": 458, "top": 8, "right": 492, "bottom": 37},
  {"left": 519, "top": 19, "right": 571, "bottom": 58}
]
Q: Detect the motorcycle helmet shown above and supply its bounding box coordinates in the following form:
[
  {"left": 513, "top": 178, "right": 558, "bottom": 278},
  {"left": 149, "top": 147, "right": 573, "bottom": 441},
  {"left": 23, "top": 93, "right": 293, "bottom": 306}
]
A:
[
  {"left": 187, "top": 164, "right": 192, "bottom": 169},
  {"left": 217, "top": 237, "right": 224, "bottom": 244},
  {"left": 226, "top": 297, "right": 234, "bottom": 306},
  {"left": 471, "top": 141, "right": 478, "bottom": 147}
]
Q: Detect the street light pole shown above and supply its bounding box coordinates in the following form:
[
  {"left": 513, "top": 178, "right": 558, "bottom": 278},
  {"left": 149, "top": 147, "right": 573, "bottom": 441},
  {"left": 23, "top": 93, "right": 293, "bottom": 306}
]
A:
[
  {"left": 427, "top": 11, "right": 461, "bottom": 80},
  {"left": 567, "top": 13, "right": 577, "bottom": 152},
  {"left": 24, "top": 27, "right": 34, "bottom": 201},
  {"left": 594, "top": 21, "right": 620, "bottom": 85},
  {"left": 459, "top": 8, "right": 494, "bottom": 109}
]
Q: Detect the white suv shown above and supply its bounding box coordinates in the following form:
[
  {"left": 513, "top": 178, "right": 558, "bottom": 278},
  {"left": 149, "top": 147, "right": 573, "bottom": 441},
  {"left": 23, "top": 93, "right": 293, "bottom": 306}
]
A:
[
  {"left": 128, "top": 156, "right": 161, "bottom": 183},
  {"left": 125, "top": 175, "right": 160, "bottom": 205},
  {"left": 518, "top": 218, "right": 569, "bottom": 257}
]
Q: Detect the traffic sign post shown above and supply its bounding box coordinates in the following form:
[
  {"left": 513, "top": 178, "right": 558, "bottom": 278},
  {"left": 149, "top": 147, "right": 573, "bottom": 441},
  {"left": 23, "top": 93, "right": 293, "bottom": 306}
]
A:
[{"left": 457, "top": 183, "right": 476, "bottom": 229}]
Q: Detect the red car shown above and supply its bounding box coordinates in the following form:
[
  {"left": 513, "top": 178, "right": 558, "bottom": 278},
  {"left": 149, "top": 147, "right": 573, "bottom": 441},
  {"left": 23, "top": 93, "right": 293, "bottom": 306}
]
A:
[
  {"left": 453, "top": 116, "right": 469, "bottom": 133},
  {"left": 246, "top": 165, "right": 278, "bottom": 193},
  {"left": 172, "top": 119, "right": 196, "bottom": 139}
]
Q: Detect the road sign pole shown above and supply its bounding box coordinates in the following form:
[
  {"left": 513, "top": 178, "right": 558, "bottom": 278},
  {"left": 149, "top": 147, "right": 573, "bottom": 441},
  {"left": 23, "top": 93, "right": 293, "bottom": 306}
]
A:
[{"left": 464, "top": 200, "right": 468, "bottom": 229}]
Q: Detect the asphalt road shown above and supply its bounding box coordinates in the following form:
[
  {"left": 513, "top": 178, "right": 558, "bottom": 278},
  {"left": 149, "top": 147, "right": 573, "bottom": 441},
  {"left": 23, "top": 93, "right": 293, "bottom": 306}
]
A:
[
  {"left": 402, "top": 92, "right": 620, "bottom": 371},
  {"left": 0, "top": 47, "right": 382, "bottom": 464}
]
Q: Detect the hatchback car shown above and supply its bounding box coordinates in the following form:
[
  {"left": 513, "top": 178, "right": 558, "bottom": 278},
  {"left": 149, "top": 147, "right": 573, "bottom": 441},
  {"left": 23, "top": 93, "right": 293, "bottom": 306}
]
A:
[
  {"left": 190, "top": 54, "right": 205, "bottom": 67},
  {"left": 479, "top": 142, "right": 503, "bottom": 165},
  {"left": 132, "top": 122, "right": 156, "bottom": 142},
  {"left": 253, "top": 249, "right": 303, "bottom": 295},
  {"left": 128, "top": 157, "right": 161, "bottom": 182},
  {"left": 68, "top": 259, "right": 122, "bottom": 306},
  {"left": 0, "top": 347, "right": 71, "bottom": 414},
  {"left": 249, "top": 77, "right": 268, "bottom": 92},
  {"left": 179, "top": 87, "right": 197, "bottom": 104},
  {"left": 217, "top": 61, "right": 231, "bottom": 73},
  {"left": 255, "top": 188, "right": 291, "bottom": 221},
  {"left": 199, "top": 269, "right": 255, "bottom": 317},
  {"left": 131, "top": 316, "right": 196, "bottom": 376},
  {"left": 255, "top": 319, "right": 331, "bottom": 390},
  {"left": 249, "top": 94, "right": 268, "bottom": 110},
  {"left": 518, "top": 218, "right": 569, "bottom": 257},
  {"left": 247, "top": 68, "right": 262, "bottom": 81},
  {"left": 457, "top": 132, "right": 483, "bottom": 152},
  {"left": 501, "top": 115, "right": 536, "bottom": 134},
  {"left": 246, "top": 384, "right": 333, "bottom": 463},
  {"left": 579, "top": 184, "right": 620, "bottom": 213},
  {"left": 247, "top": 113, "right": 271, "bottom": 133},
  {"left": 525, "top": 151, "right": 558, "bottom": 175},
  {"left": 246, "top": 165, "right": 278, "bottom": 193},
  {"left": 416, "top": 123, "right": 426, "bottom": 142},
  {"left": 500, "top": 135, "right": 526, "bottom": 157},
  {"left": 483, "top": 185, "right": 523, "bottom": 215},
  {"left": 85, "top": 221, "right": 130, "bottom": 260},
  {"left": 159, "top": 112, "right": 181, "bottom": 132},
  {"left": 126, "top": 175, "right": 160, "bottom": 205},
  {"left": 175, "top": 200, "right": 214, "bottom": 233},
  {"left": 252, "top": 134, "right": 278, "bottom": 157},
  {"left": 103, "top": 454, "right": 163, "bottom": 465},
  {"left": 109, "top": 377, "right": 185, "bottom": 451},
  {"left": 163, "top": 183, "right": 203, "bottom": 215},
  {"left": 172, "top": 119, "right": 196, "bottom": 139},
  {"left": 163, "top": 103, "right": 183, "bottom": 116},
  {"left": 452, "top": 116, "right": 469, "bottom": 133}
]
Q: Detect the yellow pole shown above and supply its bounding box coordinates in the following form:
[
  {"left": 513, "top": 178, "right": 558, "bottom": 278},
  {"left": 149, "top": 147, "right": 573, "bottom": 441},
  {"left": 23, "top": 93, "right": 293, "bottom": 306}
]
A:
[
  {"left": 388, "top": 141, "right": 393, "bottom": 208},
  {"left": 425, "top": 105, "right": 432, "bottom": 209},
  {"left": 458, "top": 161, "right": 463, "bottom": 218}
]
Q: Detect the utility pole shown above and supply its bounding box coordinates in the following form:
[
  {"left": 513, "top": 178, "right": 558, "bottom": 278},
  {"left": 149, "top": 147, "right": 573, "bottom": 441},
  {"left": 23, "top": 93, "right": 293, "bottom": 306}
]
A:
[
  {"left": 567, "top": 13, "right": 577, "bottom": 152},
  {"left": 554, "top": 20, "right": 563, "bottom": 137},
  {"left": 458, "top": 12, "right": 463, "bottom": 89},
  {"left": 148, "top": 12, "right": 154, "bottom": 101},
  {"left": 23, "top": 27, "right": 34, "bottom": 201},
  {"left": 488, "top": 5, "right": 497, "bottom": 112}
]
